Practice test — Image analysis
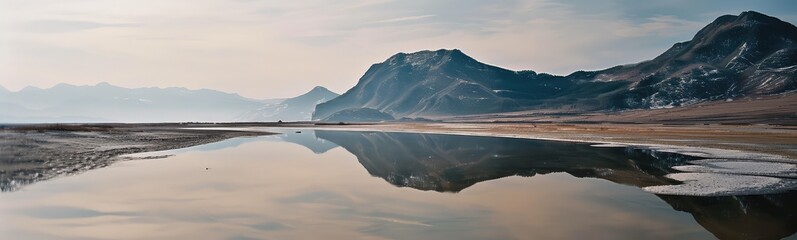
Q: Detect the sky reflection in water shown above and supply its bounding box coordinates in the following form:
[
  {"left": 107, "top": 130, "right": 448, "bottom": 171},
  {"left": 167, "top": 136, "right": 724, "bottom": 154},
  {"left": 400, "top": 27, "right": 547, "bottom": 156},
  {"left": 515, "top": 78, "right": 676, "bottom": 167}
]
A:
[{"left": 1, "top": 129, "right": 795, "bottom": 240}]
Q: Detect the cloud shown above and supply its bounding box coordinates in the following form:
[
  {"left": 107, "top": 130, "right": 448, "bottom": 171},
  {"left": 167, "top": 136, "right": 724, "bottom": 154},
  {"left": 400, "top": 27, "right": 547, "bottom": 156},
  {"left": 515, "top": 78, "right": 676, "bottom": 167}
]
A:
[
  {"left": 369, "top": 15, "right": 436, "bottom": 24},
  {"left": 14, "top": 20, "right": 137, "bottom": 33},
  {"left": 613, "top": 15, "right": 705, "bottom": 37}
]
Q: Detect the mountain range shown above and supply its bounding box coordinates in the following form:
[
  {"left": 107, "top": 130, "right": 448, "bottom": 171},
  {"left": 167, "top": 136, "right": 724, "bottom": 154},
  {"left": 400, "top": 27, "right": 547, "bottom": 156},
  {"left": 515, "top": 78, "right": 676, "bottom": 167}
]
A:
[
  {"left": 0, "top": 83, "right": 265, "bottom": 123},
  {"left": 0, "top": 83, "right": 340, "bottom": 123},
  {"left": 314, "top": 11, "right": 797, "bottom": 121}
]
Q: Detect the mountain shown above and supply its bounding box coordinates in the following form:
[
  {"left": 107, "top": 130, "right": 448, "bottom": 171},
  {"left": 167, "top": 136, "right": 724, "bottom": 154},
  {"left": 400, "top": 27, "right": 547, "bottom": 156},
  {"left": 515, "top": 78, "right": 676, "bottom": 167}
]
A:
[
  {"left": 0, "top": 100, "right": 110, "bottom": 123},
  {"left": 0, "top": 82, "right": 264, "bottom": 123},
  {"left": 237, "top": 86, "right": 338, "bottom": 122},
  {"left": 313, "top": 49, "right": 603, "bottom": 120},
  {"left": 578, "top": 11, "right": 797, "bottom": 108},
  {"left": 315, "top": 11, "right": 797, "bottom": 120}
]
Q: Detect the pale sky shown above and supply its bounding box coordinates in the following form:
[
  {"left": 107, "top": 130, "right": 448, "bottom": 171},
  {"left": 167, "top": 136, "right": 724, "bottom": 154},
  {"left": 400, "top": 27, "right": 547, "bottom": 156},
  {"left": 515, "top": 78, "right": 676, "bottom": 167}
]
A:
[{"left": 1, "top": 0, "right": 796, "bottom": 99}]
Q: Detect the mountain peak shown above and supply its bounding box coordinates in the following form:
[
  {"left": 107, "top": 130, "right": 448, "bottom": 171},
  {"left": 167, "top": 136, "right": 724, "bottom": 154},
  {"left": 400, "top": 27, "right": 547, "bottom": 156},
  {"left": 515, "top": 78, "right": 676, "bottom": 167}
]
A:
[
  {"left": 738, "top": 11, "right": 777, "bottom": 22},
  {"left": 300, "top": 86, "right": 337, "bottom": 99},
  {"left": 53, "top": 83, "right": 77, "bottom": 89},
  {"left": 309, "top": 86, "right": 332, "bottom": 93},
  {"left": 704, "top": 11, "right": 788, "bottom": 32},
  {"left": 21, "top": 86, "right": 43, "bottom": 92},
  {"left": 383, "top": 49, "right": 476, "bottom": 69},
  {"left": 288, "top": 86, "right": 339, "bottom": 103},
  {"left": 95, "top": 82, "right": 115, "bottom": 87},
  {"left": 712, "top": 11, "right": 796, "bottom": 31},
  {"left": 654, "top": 10, "right": 797, "bottom": 67}
]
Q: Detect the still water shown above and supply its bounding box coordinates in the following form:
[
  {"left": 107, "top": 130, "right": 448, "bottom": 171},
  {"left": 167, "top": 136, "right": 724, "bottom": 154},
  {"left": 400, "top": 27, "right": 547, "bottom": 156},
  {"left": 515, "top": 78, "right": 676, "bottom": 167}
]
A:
[{"left": 1, "top": 129, "right": 796, "bottom": 239}]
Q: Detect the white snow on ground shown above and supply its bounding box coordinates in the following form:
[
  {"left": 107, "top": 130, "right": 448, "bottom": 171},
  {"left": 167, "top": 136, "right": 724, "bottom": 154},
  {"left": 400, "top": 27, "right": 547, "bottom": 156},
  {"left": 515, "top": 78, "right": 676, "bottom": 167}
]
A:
[
  {"left": 596, "top": 143, "right": 797, "bottom": 196},
  {"left": 492, "top": 90, "right": 513, "bottom": 93},
  {"left": 645, "top": 159, "right": 797, "bottom": 196},
  {"left": 644, "top": 173, "right": 797, "bottom": 196},
  {"left": 590, "top": 143, "right": 629, "bottom": 148},
  {"left": 640, "top": 144, "right": 791, "bottom": 161},
  {"left": 673, "top": 159, "right": 797, "bottom": 177}
]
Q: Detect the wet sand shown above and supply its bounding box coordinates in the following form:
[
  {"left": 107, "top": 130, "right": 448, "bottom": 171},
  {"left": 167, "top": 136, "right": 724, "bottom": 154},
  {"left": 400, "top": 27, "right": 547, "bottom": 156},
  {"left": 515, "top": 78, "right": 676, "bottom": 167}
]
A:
[{"left": 0, "top": 124, "right": 272, "bottom": 191}]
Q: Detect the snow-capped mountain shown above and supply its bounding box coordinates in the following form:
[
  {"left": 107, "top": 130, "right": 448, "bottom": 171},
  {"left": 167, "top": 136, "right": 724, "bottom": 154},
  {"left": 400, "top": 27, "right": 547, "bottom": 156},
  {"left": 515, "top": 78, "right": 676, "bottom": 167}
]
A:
[
  {"left": 315, "top": 11, "right": 797, "bottom": 120},
  {"left": 578, "top": 11, "right": 797, "bottom": 108},
  {"left": 237, "top": 86, "right": 339, "bottom": 122}
]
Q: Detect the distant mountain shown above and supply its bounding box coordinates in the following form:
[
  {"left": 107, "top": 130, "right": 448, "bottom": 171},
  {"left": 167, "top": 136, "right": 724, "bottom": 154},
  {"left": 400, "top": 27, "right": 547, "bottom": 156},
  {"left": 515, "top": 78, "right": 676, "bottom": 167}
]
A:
[
  {"left": 315, "top": 11, "right": 797, "bottom": 120},
  {"left": 0, "top": 82, "right": 264, "bottom": 123},
  {"left": 237, "top": 86, "right": 338, "bottom": 122}
]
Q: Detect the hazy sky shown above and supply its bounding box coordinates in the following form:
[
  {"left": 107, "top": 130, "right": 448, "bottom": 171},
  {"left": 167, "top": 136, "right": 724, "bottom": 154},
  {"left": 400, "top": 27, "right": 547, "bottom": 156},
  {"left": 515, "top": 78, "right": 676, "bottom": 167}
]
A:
[{"left": 2, "top": 0, "right": 796, "bottom": 99}]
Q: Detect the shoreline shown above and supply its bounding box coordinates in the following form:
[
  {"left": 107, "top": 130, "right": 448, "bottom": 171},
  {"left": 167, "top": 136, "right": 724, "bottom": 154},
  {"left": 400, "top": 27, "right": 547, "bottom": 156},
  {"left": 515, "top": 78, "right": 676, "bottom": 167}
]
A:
[
  {"left": 302, "top": 123, "right": 797, "bottom": 161},
  {"left": 0, "top": 125, "right": 273, "bottom": 191}
]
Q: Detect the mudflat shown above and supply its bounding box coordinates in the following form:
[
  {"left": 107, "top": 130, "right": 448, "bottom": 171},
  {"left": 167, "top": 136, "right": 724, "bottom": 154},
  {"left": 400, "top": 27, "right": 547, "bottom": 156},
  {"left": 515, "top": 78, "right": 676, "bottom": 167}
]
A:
[{"left": 0, "top": 124, "right": 272, "bottom": 191}]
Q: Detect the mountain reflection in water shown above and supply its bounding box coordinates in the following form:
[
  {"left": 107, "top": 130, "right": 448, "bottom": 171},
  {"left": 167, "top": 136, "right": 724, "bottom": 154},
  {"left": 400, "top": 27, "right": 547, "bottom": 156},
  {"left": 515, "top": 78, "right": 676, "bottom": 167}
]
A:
[{"left": 312, "top": 130, "right": 797, "bottom": 240}]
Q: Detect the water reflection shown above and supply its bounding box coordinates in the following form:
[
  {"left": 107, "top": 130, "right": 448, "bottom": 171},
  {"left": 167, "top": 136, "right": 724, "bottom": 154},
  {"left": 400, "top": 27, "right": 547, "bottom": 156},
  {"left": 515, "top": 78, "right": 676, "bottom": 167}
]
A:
[
  {"left": 661, "top": 194, "right": 797, "bottom": 240},
  {"left": 314, "top": 130, "right": 797, "bottom": 239},
  {"left": 315, "top": 131, "right": 693, "bottom": 192},
  {"left": 0, "top": 130, "right": 795, "bottom": 239}
]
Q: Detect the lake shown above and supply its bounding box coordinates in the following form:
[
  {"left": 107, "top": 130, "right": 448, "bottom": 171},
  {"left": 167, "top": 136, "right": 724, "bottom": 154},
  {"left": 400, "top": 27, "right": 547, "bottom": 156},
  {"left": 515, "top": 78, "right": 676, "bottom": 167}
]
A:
[{"left": 1, "top": 129, "right": 795, "bottom": 239}]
